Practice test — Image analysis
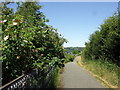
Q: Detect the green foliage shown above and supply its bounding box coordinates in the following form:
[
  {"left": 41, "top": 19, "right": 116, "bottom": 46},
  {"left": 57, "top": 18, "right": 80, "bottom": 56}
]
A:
[
  {"left": 72, "top": 50, "right": 80, "bottom": 55},
  {"left": 1, "top": 2, "right": 66, "bottom": 85},
  {"left": 49, "top": 66, "right": 60, "bottom": 88},
  {"left": 82, "top": 13, "right": 120, "bottom": 66},
  {"left": 64, "top": 47, "right": 84, "bottom": 55},
  {"left": 64, "top": 53, "right": 75, "bottom": 63},
  {"left": 64, "top": 47, "right": 84, "bottom": 63}
]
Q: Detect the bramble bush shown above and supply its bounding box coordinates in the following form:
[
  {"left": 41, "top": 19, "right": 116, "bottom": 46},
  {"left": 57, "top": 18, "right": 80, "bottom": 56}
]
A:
[{"left": 1, "top": 2, "right": 67, "bottom": 85}]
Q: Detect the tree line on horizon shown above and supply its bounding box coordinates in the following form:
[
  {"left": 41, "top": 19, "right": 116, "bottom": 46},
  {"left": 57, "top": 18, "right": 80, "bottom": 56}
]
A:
[{"left": 64, "top": 47, "right": 84, "bottom": 54}]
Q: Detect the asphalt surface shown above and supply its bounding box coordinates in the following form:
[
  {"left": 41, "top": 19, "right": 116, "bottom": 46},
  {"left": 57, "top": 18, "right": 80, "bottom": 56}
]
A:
[{"left": 60, "top": 57, "right": 105, "bottom": 88}]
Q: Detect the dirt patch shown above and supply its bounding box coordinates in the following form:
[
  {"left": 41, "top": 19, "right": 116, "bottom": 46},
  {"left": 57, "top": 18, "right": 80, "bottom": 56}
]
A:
[
  {"left": 73, "top": 56, "right": 81, "bottom": 62},
  {"left": 76, "top": 56, "right": 81, "bottom": 60}
]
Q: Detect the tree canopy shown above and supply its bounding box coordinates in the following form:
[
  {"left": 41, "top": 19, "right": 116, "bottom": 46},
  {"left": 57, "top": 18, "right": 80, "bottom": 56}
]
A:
[{"left": 82, "top": 13, "right": 120, "bottom": 66}]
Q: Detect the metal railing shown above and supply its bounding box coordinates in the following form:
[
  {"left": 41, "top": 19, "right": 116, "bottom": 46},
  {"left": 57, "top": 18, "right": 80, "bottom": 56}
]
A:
[{"left": 0, "top": 65, "right": 56, "bottom": 90}]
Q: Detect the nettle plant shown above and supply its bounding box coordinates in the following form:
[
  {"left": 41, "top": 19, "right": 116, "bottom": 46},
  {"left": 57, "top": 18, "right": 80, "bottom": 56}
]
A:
[{"left": 1, "top": 2, "right": 66, "bottom": 85}]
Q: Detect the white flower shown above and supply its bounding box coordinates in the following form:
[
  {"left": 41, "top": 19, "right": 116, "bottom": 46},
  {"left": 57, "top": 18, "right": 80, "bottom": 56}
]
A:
[
  {"left": 40, "top": 54, "right": 44, "bottom": 56},
  {"left": 4, "top": 35, "right": 9, "bottom": 41},
  {"left": 53, "top": 30, "right": 56, "bottom": 33},
  {"left": 16, "top": 56, "right": 20, "bottom": 59},
  {"left": 12, "top": 19, "right": 15, "bottom": 21},
  {"left": 13, "top": 22, "right": 18, "bottom": 25},
  {"left": 3, "top": 20, "right": 7, "bottom": 22},
  {"left": 57, "top": 31, "right": 61, "bottom": 34},
  {"left": 23, "top": 40, "right": 28, "bottom": 43},
  {"left": 0, "top": 20, "right": 7, "bottom": 23}
]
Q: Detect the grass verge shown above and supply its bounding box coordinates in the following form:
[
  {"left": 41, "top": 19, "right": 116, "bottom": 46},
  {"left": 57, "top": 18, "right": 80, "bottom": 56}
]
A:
[
  {"left": 49, "top": 66, "right": 60, "bottom": 88},
  {"left": 77, "top": 57, "right": 120, "bottom": 88}
]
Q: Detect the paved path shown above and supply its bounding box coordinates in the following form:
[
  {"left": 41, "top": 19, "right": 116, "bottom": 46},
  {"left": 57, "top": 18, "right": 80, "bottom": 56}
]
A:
[{"left": 60, "top": 57, "right": 105, "bottom": 88}]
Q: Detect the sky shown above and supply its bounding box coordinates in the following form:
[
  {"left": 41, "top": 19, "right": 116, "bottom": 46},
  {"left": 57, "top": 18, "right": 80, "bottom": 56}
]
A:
[
  {"left": 7, "top": 2, "right": 118, "bottom": 47},
  {"left": 39, "top": 2, "right": 118, "bottom": 47}
]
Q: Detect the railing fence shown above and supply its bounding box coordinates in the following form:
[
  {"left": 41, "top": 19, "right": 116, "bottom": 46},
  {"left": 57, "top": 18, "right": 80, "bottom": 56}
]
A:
[{"left": 0, "top": 65, "right": 56, "bottom": 90}]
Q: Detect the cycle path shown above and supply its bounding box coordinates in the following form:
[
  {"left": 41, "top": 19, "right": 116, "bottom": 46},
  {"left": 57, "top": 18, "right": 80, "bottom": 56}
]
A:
[{"left": 60, "top": 57, "right": 106, "bottom": 88}]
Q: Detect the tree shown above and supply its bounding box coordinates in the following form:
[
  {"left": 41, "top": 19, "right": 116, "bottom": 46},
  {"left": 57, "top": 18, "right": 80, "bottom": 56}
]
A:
[
  {"left": 82, "top": 13, "right": 120, "bottom": 66},
  {"left": 1, "top": 2, "right": 66, "bottom": 85}
]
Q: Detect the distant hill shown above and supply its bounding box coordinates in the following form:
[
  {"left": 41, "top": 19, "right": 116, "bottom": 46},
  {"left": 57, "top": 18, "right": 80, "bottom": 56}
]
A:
[{"left": 64, "top": 47, "right": 85, "bottom": 54}]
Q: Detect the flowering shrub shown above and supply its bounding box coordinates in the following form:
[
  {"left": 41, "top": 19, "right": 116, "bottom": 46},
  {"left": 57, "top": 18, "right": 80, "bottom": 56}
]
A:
[{"left": 1, "top": 2, "right": 67, "bottom": 85}]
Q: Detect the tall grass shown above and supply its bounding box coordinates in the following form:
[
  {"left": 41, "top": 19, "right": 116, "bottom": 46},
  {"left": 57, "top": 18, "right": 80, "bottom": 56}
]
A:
[
  {"left": 79, "top": 58, "right": 120, "bottom": 88},
  {"left": 49, "top": 66, "right": 60, "bottom": 88}
]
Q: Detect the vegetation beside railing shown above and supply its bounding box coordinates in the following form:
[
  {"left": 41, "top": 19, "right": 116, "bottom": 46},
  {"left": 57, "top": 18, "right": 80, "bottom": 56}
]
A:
[
  {"left": 1, "top": 2, "right": 67, "bottom": 86},
  {"left": 49, "top": 66, "right": 60, "bottom": 88},
  {"left": 0, "top": 64, "right": 59, "bottom": 89}
]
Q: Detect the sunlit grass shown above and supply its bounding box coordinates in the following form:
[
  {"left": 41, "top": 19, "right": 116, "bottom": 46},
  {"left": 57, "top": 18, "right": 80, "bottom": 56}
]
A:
[
  {"left": 49, "top": 66, "right": 60, "bottom": 88},
  {"left": 78, "top": 58, "right": 120, "bottom": 88}
]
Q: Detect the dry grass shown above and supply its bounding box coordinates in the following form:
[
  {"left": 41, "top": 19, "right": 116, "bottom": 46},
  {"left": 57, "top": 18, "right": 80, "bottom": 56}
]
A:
[
  {"left": 57, "top": 68, "right": 64, "bottom": 88},
  {"left": 77, "top": 56, "right": 120, "bottom": 88}
]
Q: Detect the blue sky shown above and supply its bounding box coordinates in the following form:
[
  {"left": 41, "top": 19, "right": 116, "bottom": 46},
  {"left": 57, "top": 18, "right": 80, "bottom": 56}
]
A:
[
  {"left": 39, "top": 2, "right": 118, "bottom": 47},
  {"left": 8, "top": 2, "right": 118, "bottom": 47}
]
